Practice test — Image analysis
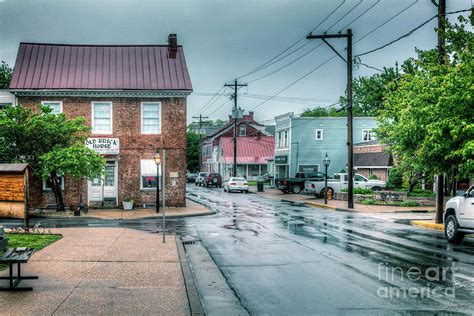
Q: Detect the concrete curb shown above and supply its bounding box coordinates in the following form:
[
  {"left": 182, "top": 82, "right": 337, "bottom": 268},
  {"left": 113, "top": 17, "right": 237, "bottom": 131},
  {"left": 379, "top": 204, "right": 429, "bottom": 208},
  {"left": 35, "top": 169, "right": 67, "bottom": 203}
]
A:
[
  {"left": 411, "top": 220, "right": 444, "bottom": 231},
  {"left": 28, "top": 209, "right": 216, "bottom": 221},
  {"left": 304, "top": 201, "right": 356, "bottom": 213},
  {"left": 176, "top": 237, "right": 206, "bottom": 316}
]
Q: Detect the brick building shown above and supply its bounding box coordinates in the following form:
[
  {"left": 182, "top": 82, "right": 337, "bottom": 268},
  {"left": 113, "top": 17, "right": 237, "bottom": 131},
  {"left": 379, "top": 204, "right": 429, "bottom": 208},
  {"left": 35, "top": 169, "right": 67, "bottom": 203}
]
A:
[
  {"left": 353, "top": 140, "right": 393, "bottom": 182},
  {"left": 8, "top": 36, "right": 192, "bottom": 208}
]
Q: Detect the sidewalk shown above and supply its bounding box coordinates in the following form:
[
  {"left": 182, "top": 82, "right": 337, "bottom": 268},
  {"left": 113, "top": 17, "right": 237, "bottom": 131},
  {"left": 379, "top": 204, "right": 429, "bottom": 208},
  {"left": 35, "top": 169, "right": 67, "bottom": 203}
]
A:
[
  {"left": 250, "top": 187, "right": 435, "bottom": 213},
  {"left": 29, "top": 199, "right": 214, "bottom": 220},
  {"left": 0, "top": 228, "right": 191, "bottom": 315}
]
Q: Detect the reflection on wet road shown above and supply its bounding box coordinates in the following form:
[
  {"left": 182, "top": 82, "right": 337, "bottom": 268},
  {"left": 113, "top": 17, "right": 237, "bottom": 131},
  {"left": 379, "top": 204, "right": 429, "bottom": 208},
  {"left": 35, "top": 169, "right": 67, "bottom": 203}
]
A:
[
  {"left": 181, "top": 185, "right": 474, "bottom": 315},
  {"left": 2, "top": 184, "right": 473, "bottom": 314}
]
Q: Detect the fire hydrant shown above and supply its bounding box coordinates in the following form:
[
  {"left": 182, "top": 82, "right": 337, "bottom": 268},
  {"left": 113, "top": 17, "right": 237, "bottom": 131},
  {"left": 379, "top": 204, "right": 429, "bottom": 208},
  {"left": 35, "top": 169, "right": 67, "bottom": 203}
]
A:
[{"left": 327, "top": 189, "right": 333, "bottom": 200}]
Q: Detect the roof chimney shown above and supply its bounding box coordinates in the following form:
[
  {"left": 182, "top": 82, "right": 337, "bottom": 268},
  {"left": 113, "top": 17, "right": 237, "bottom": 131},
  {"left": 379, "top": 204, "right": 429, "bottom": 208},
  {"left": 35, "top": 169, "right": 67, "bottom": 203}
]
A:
[{"left": 168, "top": 34, "right": 178, "bottom": 59}]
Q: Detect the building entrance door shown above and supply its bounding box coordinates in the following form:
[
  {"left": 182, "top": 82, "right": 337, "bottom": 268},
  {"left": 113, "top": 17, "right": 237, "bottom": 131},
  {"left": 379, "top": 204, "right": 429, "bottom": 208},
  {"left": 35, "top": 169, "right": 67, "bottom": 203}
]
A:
[{"left": 88, "top": 161, "right": 118, "bottom": 205}]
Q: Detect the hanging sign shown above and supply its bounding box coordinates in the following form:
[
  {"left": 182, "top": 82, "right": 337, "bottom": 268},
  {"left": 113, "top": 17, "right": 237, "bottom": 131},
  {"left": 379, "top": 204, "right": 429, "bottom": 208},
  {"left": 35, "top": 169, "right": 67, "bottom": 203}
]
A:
[{"left": 85, "top": 138, "right": 120, "bottom": 155}]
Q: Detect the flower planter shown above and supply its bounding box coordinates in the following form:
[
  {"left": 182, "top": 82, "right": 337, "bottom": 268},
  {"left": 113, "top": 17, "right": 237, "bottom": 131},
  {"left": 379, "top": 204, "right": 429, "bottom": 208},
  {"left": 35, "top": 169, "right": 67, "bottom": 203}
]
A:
[{"left": 123, "top": 201, "right": 134, "bottom": 210}]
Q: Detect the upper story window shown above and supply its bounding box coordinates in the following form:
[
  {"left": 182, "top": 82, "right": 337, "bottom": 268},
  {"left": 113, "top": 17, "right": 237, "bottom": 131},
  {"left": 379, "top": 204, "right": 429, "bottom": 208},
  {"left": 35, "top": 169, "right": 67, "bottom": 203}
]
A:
[
  {"left": 276, "top": 129, "right": 289, "bottom": 149},
  {"left": 362, "top": 129, "right": 376, "bottom": 142},
  {"left": 141, "top": 102, "right": 161, "bottom": 134},
  {"left": 239, "top": 125, "right": 246, "bottom": 136},
  {"left": 315, "top": 129, "right": 323, "bottom": 140},
  {"left": 41, "top": 101, "right": 62, "bottom": 114},
  {"left": 92, "top": 102, "right": 113, "bottom": 134}
]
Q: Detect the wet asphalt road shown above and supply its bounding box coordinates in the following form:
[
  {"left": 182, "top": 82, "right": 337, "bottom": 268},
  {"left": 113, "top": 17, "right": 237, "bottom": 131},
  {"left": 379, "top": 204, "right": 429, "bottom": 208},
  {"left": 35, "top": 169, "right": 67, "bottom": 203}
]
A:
[
  {"left": 182, "top": 185, "right": 474, "bottom": 315},
  {"left": 2, "top": 185, "right": 474, "bottom": 314}
]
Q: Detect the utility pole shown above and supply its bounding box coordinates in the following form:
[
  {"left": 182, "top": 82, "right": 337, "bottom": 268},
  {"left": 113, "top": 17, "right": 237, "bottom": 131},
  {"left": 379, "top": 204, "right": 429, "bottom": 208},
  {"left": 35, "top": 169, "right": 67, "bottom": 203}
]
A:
[
  {"left": 224, "top": 79, "right": 247, "bottom": 177},
  {"left": 434, "top": 0, "right": 446, "bottom": 224},
  {"left": 307, "top": 29, "right": 354, "bottom": 209},
  {"left": 192, "top": 114, "right": 209, "bottom": 172}
]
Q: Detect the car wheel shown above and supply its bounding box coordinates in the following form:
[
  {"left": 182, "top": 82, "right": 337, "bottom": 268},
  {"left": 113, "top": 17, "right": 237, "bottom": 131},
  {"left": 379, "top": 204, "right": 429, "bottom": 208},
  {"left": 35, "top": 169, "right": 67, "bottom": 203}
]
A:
[
  {"left": 445, "top": 215, "right": 465, "bottom": 244},
  {"left": 291, "top": 185, "right": 302, "bottom": 194},
  {"left": 244, "top": 190, "right": 249, "bottom": 194},
  {"left": 372, "top": 186, "right": 382, "bottom": 191}
]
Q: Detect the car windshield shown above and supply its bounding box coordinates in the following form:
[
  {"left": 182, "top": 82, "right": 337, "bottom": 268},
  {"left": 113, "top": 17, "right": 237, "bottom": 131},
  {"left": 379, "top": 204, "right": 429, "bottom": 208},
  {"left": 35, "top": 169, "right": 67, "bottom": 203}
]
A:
[{"left": 229, "top": 178, "right": 246, "bottom": 182}]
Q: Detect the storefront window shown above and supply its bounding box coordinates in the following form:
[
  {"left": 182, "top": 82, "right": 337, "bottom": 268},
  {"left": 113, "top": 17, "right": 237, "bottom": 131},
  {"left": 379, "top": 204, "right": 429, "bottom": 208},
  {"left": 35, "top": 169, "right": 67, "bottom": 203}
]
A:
[{"left": 140, "top": 159, "right": 161, "bottom": 189}]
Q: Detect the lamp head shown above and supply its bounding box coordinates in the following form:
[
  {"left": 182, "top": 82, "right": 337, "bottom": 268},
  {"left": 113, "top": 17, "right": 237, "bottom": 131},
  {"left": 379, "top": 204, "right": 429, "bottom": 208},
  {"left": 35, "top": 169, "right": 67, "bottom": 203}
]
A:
[
  {"left": 154, "top": 152, "right": 161, "bottom": 165},
  {"left": 323, "top": 153, "right": 330, "bottom": 167}
]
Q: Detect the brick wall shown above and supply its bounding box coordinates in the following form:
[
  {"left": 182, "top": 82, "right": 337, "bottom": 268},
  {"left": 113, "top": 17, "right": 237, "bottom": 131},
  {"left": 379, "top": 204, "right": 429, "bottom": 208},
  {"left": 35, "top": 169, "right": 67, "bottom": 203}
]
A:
[
  {"left": 19, "top": 96, "right": 187, "bottom": 208},
  {"left": 353, "top": 144, "right": 385, "bottom": 154}
]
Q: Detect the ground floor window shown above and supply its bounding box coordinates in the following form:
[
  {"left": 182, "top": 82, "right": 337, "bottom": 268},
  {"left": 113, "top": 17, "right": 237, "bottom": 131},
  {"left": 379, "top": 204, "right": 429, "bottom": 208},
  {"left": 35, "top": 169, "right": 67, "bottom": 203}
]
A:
[
  {"left": 141, "top": 159, "right": 160, "bottom": 190},
  {"left": 298, "top": 165, "right": 319, "bottom": 173},
  {"left": 43, "top": 176, "right": 65, "bottom": 190}
]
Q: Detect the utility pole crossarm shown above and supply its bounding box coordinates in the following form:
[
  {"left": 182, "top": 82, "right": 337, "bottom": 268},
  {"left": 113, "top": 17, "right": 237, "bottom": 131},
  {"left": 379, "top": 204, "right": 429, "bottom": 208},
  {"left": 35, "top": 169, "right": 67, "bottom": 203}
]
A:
[{"left": 306, "top": 33, "right": 350, "bottom": 39}]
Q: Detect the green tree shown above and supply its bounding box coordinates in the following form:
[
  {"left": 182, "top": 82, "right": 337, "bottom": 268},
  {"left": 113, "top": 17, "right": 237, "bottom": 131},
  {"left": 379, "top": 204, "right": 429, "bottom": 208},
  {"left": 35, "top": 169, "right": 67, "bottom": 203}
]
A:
[
  {"left": 339, "top": 66, "right": 401, "bottom": 117},
  {"left": 301, "top": 106, "right": 346, "bottom": 117},
  {"left": 0, "top": 61, "right": 13, "bottom": 89},
  {"left": 377, "top": 16, "right": 473, "bottom": 188},
  {"left": 186, "top": 131, "right": 201, "bottom": 172},
  {"left": 0, "top": 105, "right": 106, "bottom": 211}
]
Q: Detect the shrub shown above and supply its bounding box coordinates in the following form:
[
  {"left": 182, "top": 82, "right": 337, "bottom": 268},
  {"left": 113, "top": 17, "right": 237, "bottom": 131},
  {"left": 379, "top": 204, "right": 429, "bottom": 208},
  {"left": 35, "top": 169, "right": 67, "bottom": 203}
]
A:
[
  {"left": 361, "top": 199, "right": 376, "bottom": 205},
  {"left": 400, "top": 201, "right": 421, "bottom": 207},
  {"left": 354, "top": 187, "right": 374, "bottom": 195},
  {"left": 387, "top": 168, "right": 403, "bottom": 189},
  {"left": 368, "top": 174, "right": 378, "bottom": 180}
]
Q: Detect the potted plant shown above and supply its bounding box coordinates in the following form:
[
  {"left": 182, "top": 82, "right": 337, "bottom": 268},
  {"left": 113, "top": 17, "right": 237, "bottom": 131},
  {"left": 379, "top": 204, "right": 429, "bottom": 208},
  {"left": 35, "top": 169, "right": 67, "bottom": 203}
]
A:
[{"left": 123, "top": 197, "right": 134, "bottom": 210}]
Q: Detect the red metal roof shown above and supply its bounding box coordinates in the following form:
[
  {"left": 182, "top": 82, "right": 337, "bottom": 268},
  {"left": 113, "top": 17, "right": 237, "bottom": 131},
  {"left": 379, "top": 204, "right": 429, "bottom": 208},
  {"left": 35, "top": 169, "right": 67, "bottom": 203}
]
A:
[
  {"left": 220, "top": 136, "right": 275, "bottom": 164},
  {"left": 9, "top": 43, "right": 192, "bottom": 91}
]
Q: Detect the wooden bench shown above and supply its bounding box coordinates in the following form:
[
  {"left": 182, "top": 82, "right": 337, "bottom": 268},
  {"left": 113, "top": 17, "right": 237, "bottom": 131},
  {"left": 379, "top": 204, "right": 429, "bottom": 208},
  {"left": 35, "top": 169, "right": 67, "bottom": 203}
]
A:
[{"left": 0, "top": 228, "right": 38, "bottom": 291}]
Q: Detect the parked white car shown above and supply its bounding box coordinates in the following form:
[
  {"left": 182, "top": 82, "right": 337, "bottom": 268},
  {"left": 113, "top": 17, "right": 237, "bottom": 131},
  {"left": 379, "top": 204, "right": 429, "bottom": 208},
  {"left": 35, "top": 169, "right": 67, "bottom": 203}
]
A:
[
  {"left": 195, "top": 172, "right": 208, "bottom": 186},
  {"left": 224, "top": 177, "right": 249, "bottom": 193},
  {"left": 444, "top": 186, "right": 474, "bottom": 243},
  {"left": 304, "top": 173, "right": 386, "bottom": 197}
]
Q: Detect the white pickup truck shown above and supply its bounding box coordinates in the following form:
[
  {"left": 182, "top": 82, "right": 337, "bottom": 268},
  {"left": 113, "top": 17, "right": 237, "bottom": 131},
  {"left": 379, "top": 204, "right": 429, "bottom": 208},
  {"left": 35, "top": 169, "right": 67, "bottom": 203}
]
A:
[
  {"left": 304, "top": 173, "right": 387, "bottom": 197},
  {"left": 444, "top": 186, "right": 474, "bottom": 243}
]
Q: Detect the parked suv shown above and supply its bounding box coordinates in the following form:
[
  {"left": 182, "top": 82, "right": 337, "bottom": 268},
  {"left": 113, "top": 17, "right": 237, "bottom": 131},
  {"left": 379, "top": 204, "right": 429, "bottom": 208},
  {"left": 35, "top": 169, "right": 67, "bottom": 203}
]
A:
[
  {"left": 195, "top": 172, "right": 208, "bottom": 186},
  {"left": 203, "top": 173, "right": 222, "bottom": 188},
  {"left": 444, "top": 186, "right": 474, "bottom": 243}
]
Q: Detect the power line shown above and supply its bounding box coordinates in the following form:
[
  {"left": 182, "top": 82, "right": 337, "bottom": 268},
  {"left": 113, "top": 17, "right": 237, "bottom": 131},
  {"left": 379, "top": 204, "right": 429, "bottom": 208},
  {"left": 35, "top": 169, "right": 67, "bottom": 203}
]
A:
[
  {"left": 245, "top": 0, "right": 373, "bottom": 84},
  {"left": 355, "top": 8, "right": 473, "bottom": 58},
  {"left": 234, "top": 0, "right": 347, "bottom": 80},
  {"left": 247, "top": 43, "right": 324, "bottom": 83},
  {"left": 249, "top": 54, "right": 338, "bottom": 111},
  {"left": 245, "top": 1, "right": 421, "bottom": 113},
  {"left": 337, "top": 0, "right": 381, "bottom": 31},
  {"left": 192, "top": 86, "right": 226, "bottom": 117},
  {"left": 324, "top": 0, "right": 363, "bottom": 32},
  {"left": 356, "top": 0, "right": 419, "bottom": 44}
]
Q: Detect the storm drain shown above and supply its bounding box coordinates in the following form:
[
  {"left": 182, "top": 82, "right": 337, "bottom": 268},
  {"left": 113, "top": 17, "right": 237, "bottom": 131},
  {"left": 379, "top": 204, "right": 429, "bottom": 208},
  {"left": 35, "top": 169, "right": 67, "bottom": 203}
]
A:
[{"left": 181, "top": 238, "right": 249, "bottom": 315}]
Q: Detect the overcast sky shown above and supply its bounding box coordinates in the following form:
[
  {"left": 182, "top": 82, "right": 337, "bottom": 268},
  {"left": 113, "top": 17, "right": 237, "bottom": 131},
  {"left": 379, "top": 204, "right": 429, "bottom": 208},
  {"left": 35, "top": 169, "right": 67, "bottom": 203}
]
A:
[{"left": 0, "top": 0, "right": 471, "bottom": 124}]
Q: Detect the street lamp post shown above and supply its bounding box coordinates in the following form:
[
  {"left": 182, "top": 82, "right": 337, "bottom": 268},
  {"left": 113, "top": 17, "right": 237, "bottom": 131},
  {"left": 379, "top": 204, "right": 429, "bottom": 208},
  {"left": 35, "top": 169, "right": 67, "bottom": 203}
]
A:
[
  {"left": 154, "top": 152, "right": 161, "bottom": 213},
  {"left": 323, "top": 153, "right": 331, "bottom": 204}
]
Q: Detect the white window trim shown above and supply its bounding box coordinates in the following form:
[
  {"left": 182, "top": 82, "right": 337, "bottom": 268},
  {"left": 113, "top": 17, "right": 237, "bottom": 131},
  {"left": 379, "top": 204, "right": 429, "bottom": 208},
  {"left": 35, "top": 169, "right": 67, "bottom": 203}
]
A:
[
  {"left": 315, "top": 129, "right": 324, "bottom": 140},
  {"left": 43, "top": 177, "right": 65, "bottom": 191},
  {"left": 362, "top": 129, "right": 376, "bottom": 142},
  {"left": 239, "top": 124, "right": 246, "bottom": 136},
  {"left": 141, "top": 102, "right": 162, "bottom": 135},
  {"left": 41, "top": 100, "right": 63, "bottom": 114},
  {"left": 91, "top": 101, "right": 113, "bottom": 135},
  {"left": 140, "top": 159, "right": 161, "bottom": 190}
]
